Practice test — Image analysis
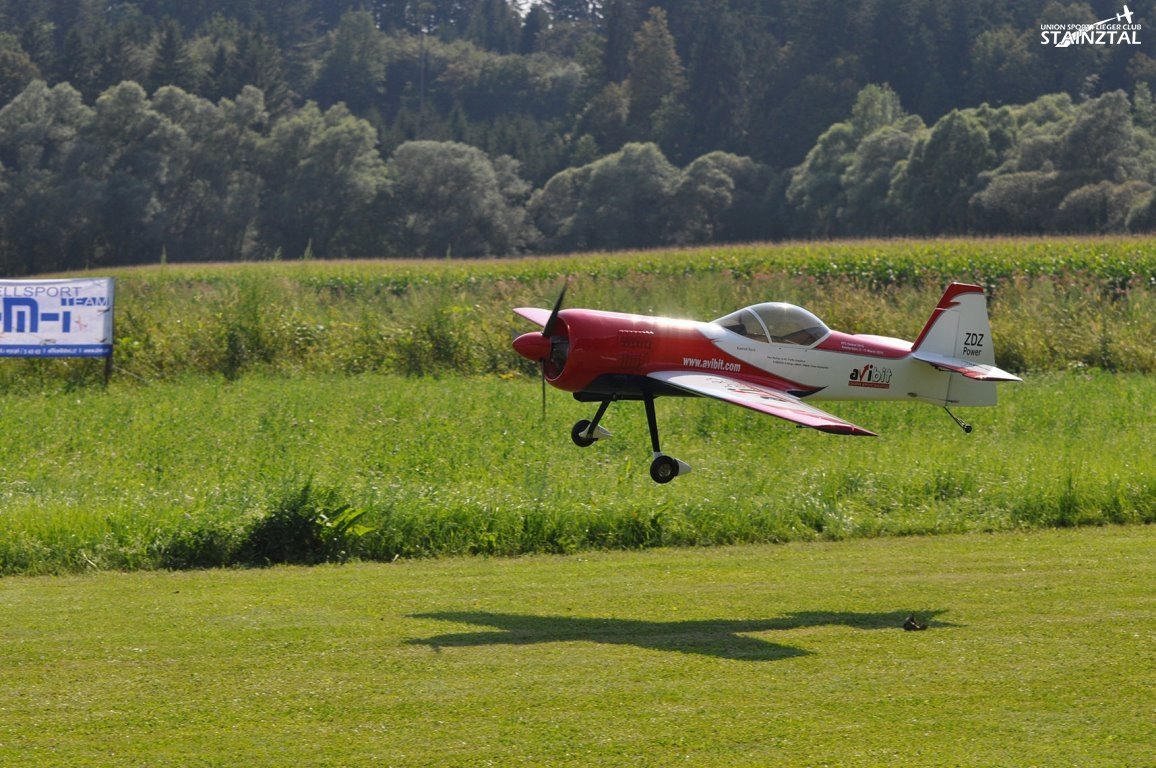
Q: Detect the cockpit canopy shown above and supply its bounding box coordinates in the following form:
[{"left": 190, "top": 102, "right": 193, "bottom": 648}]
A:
[{"left": 713, "top": 302, "right": 829, "bottom": 346}]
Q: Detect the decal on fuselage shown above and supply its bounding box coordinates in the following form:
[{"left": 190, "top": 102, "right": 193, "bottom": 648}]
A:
[
  {"left": 682, "top": 356, "right": 741, "bottom": 373},
  {"left": 962, "top": 331, "right": 985, "bottom": 358},
  {"left": 849, "top": 363, "right": 892, "bottom": 389}
]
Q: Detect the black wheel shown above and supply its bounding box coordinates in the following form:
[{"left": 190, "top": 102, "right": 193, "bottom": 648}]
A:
[
  {"left": 571, "top": 420, "right": 596, "bottom": 447},
  {"left": 649, "top": 455, "right": 679, "bottom": 484}
]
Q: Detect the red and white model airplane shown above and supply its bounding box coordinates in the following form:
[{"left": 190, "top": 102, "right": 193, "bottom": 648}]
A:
[{"left": 513, "top": 283, "right": 1021, "bottom": 483}]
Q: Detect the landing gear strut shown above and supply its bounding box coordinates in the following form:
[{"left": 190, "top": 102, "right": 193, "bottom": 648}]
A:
[
  {"left": 571, "top": 399, "right": 612, "bottom": 447},
  {"left": 571, "top": 392, "right": 691, "bottom": 483},
  {"left": 944, "top": 406, "right": 973, "bottom": 434}
]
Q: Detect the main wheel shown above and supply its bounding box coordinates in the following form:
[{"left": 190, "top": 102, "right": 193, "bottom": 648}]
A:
[
  {"left": 649, "top": 455, "right": 680, "bottom": 484},
  {"left": 571, "top": 420, "right": 597, "bottom": 447}
]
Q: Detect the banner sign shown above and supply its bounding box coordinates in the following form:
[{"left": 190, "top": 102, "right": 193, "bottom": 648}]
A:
[{"left": 0, "top": 278, "right": 114, "bottom": 358}]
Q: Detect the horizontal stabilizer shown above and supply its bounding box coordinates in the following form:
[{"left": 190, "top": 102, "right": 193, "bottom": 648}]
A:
[{"left": 912, "top": 351, "right": 1022, "bottom": 382}]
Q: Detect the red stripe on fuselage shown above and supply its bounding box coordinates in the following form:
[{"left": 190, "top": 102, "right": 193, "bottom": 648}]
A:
[
  {"left": 547, "top": 309, "right": 805, "bottom": 394},
  {"left": 814, "top": 330, "right": 911, "bottom": 359},
  {"left": 910, "top": 282, "right": 982, "bottom": 352}
]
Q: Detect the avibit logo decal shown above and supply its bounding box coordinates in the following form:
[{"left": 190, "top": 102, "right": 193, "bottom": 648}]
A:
[{"left": 849, "top": 364, "right": 892, "bottom": 389}]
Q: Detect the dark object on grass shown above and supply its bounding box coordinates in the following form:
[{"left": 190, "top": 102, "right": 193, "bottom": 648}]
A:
[{"left": 903, "top": 614, "right": 928, "bottom": 631}]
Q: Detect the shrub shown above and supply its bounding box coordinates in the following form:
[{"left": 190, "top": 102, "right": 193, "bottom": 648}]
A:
[{"left": 240, "top": 481, "right": 373, "bottom": 566}]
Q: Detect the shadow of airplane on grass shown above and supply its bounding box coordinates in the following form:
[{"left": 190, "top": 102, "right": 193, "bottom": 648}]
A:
[{"left": 409, "top": 610, "right": 956, "bottom": 662}]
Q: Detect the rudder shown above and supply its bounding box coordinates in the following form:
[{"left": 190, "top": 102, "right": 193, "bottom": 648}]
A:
[
  {"left": 912, "top": 283, "right": 996, "bottom": 366},
  {"left": 912, "top": 283, "right": 1002, "bottom": 407}
]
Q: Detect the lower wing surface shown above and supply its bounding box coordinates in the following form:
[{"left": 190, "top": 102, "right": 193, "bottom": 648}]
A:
[{"left": 648, "top": 371, "right": 877, "bottom": 436}]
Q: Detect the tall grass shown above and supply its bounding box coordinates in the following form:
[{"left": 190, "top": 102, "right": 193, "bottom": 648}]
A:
[
  {"left": 9, "top": 237, "right": 1155, "bottom": 391},
  {"left": 0, "top": 372, "right": 1151, "bottom": 575},
  {"left": 2, "top": 237, "right": 1151, "bottom": 574}
]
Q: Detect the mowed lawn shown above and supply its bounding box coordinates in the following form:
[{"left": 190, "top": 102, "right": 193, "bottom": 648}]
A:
[{"left": 2, "top": 526, "right": 1153, "bottom": 767}]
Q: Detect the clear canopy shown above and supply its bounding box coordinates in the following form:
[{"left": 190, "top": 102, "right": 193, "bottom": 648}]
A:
[{"left": 713, "top": 302, "right": 829, "bottom": 346}]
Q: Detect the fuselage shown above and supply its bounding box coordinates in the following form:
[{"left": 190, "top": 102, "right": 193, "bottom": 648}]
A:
[
  {"left": 524, "top": 307, "right": 965, "bottom": 407},
  {"left": 512, "top": 284, "right": 1015, "bottom": 482}
]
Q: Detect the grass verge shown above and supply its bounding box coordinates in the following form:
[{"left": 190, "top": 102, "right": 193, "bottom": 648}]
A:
[{"left": 0, "top": 371, "right": 1152, "bottom": 574}]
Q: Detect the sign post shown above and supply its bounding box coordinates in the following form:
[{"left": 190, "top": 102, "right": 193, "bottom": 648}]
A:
[{"left": 0, "top": 278, "right": 115, "bottom": 383}]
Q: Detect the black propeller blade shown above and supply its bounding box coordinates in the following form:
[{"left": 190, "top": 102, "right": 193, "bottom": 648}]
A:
[
  {"left": 542, "top": 283, "right": 567, "bottom": 338},
  {"left": 540, "top": 283, "right": 566, "bottom": 420},
  {"left": 541, "top": 363, "right": 547, "bottom": 421}
]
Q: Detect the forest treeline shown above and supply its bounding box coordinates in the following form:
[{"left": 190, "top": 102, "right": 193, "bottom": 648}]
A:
[{"left": 3, "top": 0, "right": 1156, "bottom": 270}]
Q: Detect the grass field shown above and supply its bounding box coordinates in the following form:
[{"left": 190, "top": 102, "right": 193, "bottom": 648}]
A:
[
  {"left": 2, "top": 527, "right": 1153, "bottom": 767},
  {"left": 2, "top": 239, "right": 1153, "bottom": 764},
  {"left": 0, "top": 370, "right": 1152, "bottom": 575},
  {"left": 1, "top": 236, "right": 1152, "bottom": 573}
]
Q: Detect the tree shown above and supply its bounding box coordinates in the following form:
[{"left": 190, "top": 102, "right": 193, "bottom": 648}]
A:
[
  {"left": 1059, "top": 90, "right": 1140, "bottom": 182},
  {"left": 1058, "top": 179, "right": 1151, "bottom": 232},
  {"left": 530, "top": 142, "right": 681, "bottom": 251},
  {"left": 526, "top": 162, "right": 592, "bottom": 251},
  {"left": 969, "top": 90, "right": 1156, "bottom": 233},
  {"left": 0, "top": 80, "right": 94, "bottom": 273},
  {"left": 148, "top": 19, "right": 198, "bottom": 93},
  {"left": 969, "top": 170, "right": 1067, "bottom": 232},
  {"left": 684, "top": 0, "right": 746, "bottom": 157},
  {"left": 575, "top": 80, "right": 630, "bottom": 154},
  {"left": 257, "top": 101, "right": 389, "bottom": 259},
  {"left": 312, "top": 10, "right": 386, "bottom": 114},
  {"left": 385, "top": 140, "right": 532, "bottom": 257},
  {"left": 786, "top": 121, "right": 855, "bottom": 235},
  {"left": 519, "top": 5, "right": 549, "bottom": 54},
  {"left": 80, "top": 81, "right": 190, "bottom": 264},
  {"left": 849, "top": 83, "right": 907, "bottom": 139},
  {"left": 787, "top": 84, "right": 914, "bottom": 236},
  {"left": 967, "top": 27, "right": 1041, "bottom": 107},
  {"left": 151, "top": 84, "right": 268, "bottom": 260},
  {"left": 226, "top": 26, "right": 292, "bottom": 112},
  {"left": 544, "top": 0, "right": 596, "bottom": 24},
  {"left": 839, "top": 116, "right": 924, "bottom": 234},
  {"left": 890, "top": 108, "right": 1003, "bottom": 232},
  {"left": 0, "top": 33, "right": 40, "bottom": 105},
  {"left": 600, "top": 0, "right": 639, "bottom": 84},
  {"left": 671, "top": 151, "right": 773, "bottom": 244},
  {"left": 466, "top": 0, "right": 521, "bottom": 54},
  {"left": 626, "top": 7, "right": 684, "bottom": 140},
  {"left": 55, "top": 4, "right": 111, "bottom": 101}
]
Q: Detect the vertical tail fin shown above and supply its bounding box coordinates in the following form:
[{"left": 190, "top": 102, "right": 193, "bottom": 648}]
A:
[
  {"left": 912, "top": 283, "right": 995, "bottom": 363},
  {"left": 911, "top": 283, "right": 1021, "bottom": 406}
]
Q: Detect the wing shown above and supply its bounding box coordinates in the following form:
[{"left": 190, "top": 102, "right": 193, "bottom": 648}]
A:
[
  {"left": 513, "top": 307, "right": 551, "bottom": 327},
  {"left": 911, "top": 351, "right": 1022, "bottom": 382},
  {"left": 648, "top": 371, "right": 877, "bottom": 436}
]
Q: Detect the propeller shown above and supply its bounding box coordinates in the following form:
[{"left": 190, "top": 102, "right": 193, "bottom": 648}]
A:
[
  {"left": 513, "top": 283, "right": 569, "bottom": 421},
  {"left": 543, "top": 283, "right": 566, "bottom": 337}
]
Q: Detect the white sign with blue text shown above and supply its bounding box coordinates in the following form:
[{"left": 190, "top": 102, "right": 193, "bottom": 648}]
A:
[{"left": 0, "top": 278, "right": 114, "bottom": 358}]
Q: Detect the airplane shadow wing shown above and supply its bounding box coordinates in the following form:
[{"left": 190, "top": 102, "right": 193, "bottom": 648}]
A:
[{"left": 409, "top": 610, "right": 956, "bottom": 662}]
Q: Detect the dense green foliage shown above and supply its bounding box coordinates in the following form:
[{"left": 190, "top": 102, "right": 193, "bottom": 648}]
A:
[
  {"left": 3, "top": 529, "right": 1154, "bottom": 766},
  {"left": 5, "top": 2, "right": 1156, "bottom": 268}
]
